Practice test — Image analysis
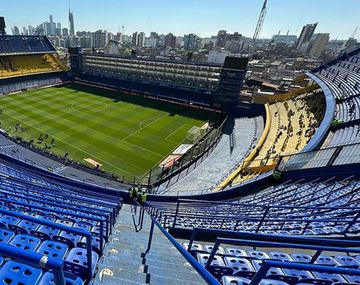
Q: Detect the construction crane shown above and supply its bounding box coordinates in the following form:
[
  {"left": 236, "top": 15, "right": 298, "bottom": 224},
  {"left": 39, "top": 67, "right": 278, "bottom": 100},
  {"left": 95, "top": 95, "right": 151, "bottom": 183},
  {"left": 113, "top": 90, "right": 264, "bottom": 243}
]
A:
[
  {"left": 253, "top": 0, "right": 268, "bottom": 44},
  {"left": 351, "top": 27, "right": 358, "bottom": 39}
]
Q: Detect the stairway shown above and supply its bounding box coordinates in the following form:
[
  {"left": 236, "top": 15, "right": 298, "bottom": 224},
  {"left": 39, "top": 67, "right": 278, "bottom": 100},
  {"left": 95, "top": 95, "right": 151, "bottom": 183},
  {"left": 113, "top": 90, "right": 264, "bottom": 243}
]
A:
[{"left": 93, "top": 204, "right": 206, "bottom": 285}]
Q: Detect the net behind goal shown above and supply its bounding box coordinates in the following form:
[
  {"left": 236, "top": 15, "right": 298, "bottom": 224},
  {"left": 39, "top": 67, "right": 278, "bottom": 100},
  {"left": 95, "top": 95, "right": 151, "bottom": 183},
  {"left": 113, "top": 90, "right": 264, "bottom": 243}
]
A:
[{"left": 186, "top": 126, "right": 203, "bottom": 143}]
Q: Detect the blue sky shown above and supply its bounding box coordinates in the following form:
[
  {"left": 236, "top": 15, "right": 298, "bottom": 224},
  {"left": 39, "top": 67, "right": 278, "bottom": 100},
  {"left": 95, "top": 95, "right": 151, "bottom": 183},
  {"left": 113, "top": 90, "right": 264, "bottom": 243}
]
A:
[{"left": 1, "top": 0, "right": 359, "bottom": 40}]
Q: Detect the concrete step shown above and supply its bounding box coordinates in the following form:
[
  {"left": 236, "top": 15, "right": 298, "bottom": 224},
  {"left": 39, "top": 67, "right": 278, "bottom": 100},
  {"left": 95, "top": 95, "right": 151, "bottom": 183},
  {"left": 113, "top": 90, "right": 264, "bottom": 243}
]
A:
[{"left": 94, "top": 204, "right": 206, "bottom": 285}]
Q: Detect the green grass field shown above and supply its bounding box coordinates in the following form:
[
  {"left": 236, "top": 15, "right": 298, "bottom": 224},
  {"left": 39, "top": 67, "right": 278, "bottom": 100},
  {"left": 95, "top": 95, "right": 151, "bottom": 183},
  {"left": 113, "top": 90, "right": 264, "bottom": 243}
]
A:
[{"left": 0, "top": 84, "right": 219, "bottom": 181}]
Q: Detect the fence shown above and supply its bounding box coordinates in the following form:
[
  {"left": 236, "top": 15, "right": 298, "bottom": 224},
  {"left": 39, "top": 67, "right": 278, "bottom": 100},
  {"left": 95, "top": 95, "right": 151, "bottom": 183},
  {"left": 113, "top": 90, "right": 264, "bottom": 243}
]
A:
[
  {"left": 277, "top": 142, "right": 360, "bottom": 172},
  {"left": 142, "top": 115, "right": 228, "bottom": 187}
]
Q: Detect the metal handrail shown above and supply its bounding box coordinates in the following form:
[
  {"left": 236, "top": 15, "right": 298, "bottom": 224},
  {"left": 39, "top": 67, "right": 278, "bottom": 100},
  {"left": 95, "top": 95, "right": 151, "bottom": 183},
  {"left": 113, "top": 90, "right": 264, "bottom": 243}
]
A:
[
  {"left": 0, "top": 207, "right": 93, "bottom": 278},
  {"left": 0, "top": 243, "right": 65, "bottom": 285},
  {"left": 145, "top": 216, "right": 220, "bottom": 285}
]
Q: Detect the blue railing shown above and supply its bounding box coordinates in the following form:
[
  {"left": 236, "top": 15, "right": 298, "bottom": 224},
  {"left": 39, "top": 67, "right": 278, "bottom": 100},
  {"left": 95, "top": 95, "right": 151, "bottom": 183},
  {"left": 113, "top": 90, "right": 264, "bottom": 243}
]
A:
[
  {"left": 146, "top": 198, "right": 360, "bottom": 235},
  {"left": 144, "top": 214, "right": 221, "bottom": 285},
  {"left": 187, "top": 229, "right": 360, "bottom": 284},
  {"left": 0, "top": 208, "right": 93, "bottom": 278},
  {"left": 0, "top": 242, "right": 65, "bottom": 285}
]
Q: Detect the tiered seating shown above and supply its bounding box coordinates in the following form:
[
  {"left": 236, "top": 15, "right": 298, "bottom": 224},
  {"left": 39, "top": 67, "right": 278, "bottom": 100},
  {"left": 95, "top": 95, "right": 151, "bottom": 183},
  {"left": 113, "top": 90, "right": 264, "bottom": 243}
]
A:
[
  {"left": 335, "top": 95, "right": 360, "bottom": 123},
  {"left": 0, "top": 54, "right": 64, "bottom": 78},
  {"left": 224, "top": 92, "right": 324, "bottom": 188},
  {"left": 182, "top": 232, "right": 360, "bottom": 284},
  {"left": 0, "top": 163, "right": 122, "bottom": 284},
  {"left": 146, "top": 177, "right": 360, "bottom": 235},
  {"left": 254, "top": 94, "right": 323, "bottom": 165},
  {"left": 310, "top": 47, "right": 360, "bottom": 148},
  {"left": 0, "top": 36, "right": 55, "bottom": 54}
]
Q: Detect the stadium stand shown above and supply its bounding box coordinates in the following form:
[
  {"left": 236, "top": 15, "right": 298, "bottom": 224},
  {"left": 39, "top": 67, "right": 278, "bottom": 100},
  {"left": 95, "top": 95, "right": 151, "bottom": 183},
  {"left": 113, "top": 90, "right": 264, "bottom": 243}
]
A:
[
  {"left": 0, "top": 54, "right": 64, "bottom": 78},
  {"left": 0, "top": 35, "right": 67, "bottom": 96},
  {"left": 146, "top": 176, "right": 360, "bottom": 235},
  {"left": 69, "top": 48, "right": 248, "bottom": 107},
  {"left": 0, "top": 161, "right": 122, "bottom": 284},
  {"left": 0, "top": 30, "right": 360, "bottom": 285},
  {"left": 308, "top": 47, "right": 360, "bottom": 148},
  {"left": 215, "top": 91, "right": 325, "bottom": 189}
]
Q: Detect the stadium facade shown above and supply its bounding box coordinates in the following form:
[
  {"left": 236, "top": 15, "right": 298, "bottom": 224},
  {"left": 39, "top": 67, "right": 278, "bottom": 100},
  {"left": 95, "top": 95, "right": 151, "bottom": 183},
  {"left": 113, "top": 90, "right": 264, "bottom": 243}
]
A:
[{"left": 69, "top": 47, "right": 248, "bottom": 107}]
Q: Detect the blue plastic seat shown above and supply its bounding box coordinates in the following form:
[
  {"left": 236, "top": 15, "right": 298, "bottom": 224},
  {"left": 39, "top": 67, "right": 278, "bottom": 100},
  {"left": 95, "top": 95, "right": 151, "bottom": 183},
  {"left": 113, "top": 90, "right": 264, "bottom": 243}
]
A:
[
  {"left": 221, "top": 275, "right": 251, "bottom": 285},
  {"left": 182, "top": 242, "right": 203, "bottom": 251},
  {"left": 247, "top": 250, "right": 270, "bottom": 259},
  {"left": 0, "top": 215, "right": 20, "bottom": 227},
  {"left": 344, "top": 274, "right": 360, "bottom": 283},
  {"left": 314, "top": 255, "right": 339, "bottom": 266},
  {"left": 16, "top": 220, "right": 40, "bottom": 232},
  {"left": 0, "top": 261, "right": 42, "bottom": 285},
  {"left": 64, "top": 248, "right": 99, "bottom": 278},
  {"left": 282, "top": 269, "right": 314, "bottom": 279},
  {"left": 197, "top": 253, "right": 225, "bottom": 267},
  {"left": 78, "top": 235, "right": 102, "bottom": 254},
  {"left": 54, "top": 231, "right": 82, "bottom": 248},
  {"left": 204, "top": 244, "right": 225, "bottom": 254},
  {"left": 36, "top": 240, "right": 69, "bottom": 259},
  {"left": 73, "top": 222, "right": 92, "bottom": 232},
  {"left": 295, "top": 280, "right": 331, "bottom": 285},
  {"left": 37, "top": 271, "right": 84, "bottom": 285},
  {"left": 33, "top": 225, "right": 60, "bottom": 240},
  {"left": 259, "top": 280, "right": 290, "bottom": 285},
  {"left": 269, "top": 252, "right": 293, "bottom": 262},
  {"left": 291, "top": 253, "right": 312, "bottom": 263},
  {"left": 252, "top": 259, "right": 284, "bottom": 276},
  {"left": 9, "top": 234, "right": 41, "bottom": 251},
  {"left": 335, "top": 255, "right": 360, "bottom": 267},
  {"left": 312, "top": 272, "right": 347, "bottom": 283},
  {"left": 225, "top": 247, "right": 247, "bottom": 257},
  {"left": 54, "top": 219, "right": 74, "bottom": 227},
  {"left": 223, "top": 257, "right": 255, "bottom": 277},
  {"left": 0, "top": 228, "right": 15, "bottom": 243}
]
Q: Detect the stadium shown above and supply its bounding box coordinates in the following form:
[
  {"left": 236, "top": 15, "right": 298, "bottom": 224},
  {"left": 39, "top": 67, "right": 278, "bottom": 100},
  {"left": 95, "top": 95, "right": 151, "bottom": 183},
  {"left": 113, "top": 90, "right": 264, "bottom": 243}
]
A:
[{"left": 0, "top": 10, "right": 359, "bottom": 285}]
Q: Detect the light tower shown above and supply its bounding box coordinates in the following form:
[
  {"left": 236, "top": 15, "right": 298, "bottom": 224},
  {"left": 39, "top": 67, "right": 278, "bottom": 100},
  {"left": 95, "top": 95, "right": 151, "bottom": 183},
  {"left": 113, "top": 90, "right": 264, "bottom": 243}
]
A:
[{"left": 253, "top": 0, "right": 267, "bottom": 44}]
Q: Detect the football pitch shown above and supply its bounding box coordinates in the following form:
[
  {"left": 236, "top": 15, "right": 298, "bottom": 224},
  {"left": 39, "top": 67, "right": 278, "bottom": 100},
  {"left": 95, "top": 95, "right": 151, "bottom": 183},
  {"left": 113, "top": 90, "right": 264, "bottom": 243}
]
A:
[{"left": 0, "top": 84, "right": 220, "bottom": 181}]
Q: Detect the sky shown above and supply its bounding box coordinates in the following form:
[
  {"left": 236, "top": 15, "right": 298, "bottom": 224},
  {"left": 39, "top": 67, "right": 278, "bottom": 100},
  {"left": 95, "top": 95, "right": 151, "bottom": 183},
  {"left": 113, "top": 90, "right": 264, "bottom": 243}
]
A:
[{"left": 1, "top": 0, "right": 359, "bottom": 40}]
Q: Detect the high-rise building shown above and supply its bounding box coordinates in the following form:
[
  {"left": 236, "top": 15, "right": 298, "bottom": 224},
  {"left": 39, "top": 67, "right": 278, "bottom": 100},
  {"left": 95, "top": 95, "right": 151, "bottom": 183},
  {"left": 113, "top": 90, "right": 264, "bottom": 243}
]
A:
[
  {"left": 49, "top": 15, "right": 56, "bottom": 35},
  {"left": 80, "top": 36, "right": 92, "bottom": 48},
  {"left": 183, "top": 33, "right": 199, "bottom": 50},
  {"left": 62, "top": 28, "right": 69, "bottom": 37},
  {"left": 216, "top": 30, "right": 242, "bottom": 48},
  {"left": 55, "top": 23, "right": 62, "bottom": 36},
  {"left": 295, "top": 23, "right": 317, "bottom": 50},
  {"left": 132, "top": 32, "right": 145, "bottom": 47},
  {"left": 12, "top": 26, "right": 20, "bottom": 35},
  {"left": 28, "top": 25, "right": 36, "bottom": 35},
  {"left": 165, "top": 33, "right": 176, "bottom": 47},
  {"left": 69, "top": 11, "right": 75, "bottom": 36},
  {"left": 90, "top": 30, "right": 109, "bottom": 48},
  {"left": 137, "top": 32, "right": 145, "bottom": 47},
  {"left": 309, "top": 33, "right": 330, "bottom": 58},
  {"left": 132, "top": 32, "right": 138, "bottom": 46},
  {"left": 22, "top": 27, "right": 28, "bottom": 35}
]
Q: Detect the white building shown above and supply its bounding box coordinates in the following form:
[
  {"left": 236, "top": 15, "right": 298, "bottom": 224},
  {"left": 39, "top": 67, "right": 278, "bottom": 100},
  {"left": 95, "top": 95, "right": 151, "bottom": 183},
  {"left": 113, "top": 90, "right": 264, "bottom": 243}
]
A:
[
  {"left": 207, "top": 50, "right": 233, "bottom": 64},
  {"left": 146, "top": 36, "right": 158, "bottom": 48},
  {"left": 91, "top": 30, "right": 109, "bottom": 48},
  {"left": 138, "top": 32, "right": 145, "bottom": 47}
]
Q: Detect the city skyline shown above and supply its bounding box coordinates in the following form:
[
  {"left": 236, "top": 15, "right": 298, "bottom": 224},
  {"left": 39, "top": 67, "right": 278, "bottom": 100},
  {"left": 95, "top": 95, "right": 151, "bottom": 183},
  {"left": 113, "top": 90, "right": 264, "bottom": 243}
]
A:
[{"left": 1, "top": 0, "right": 359, "bottom": 40}]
